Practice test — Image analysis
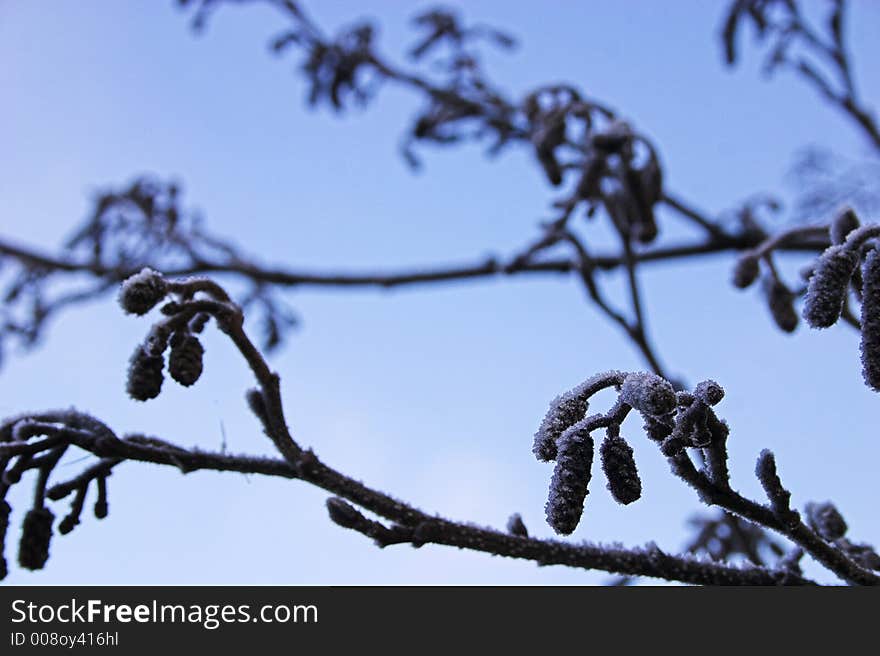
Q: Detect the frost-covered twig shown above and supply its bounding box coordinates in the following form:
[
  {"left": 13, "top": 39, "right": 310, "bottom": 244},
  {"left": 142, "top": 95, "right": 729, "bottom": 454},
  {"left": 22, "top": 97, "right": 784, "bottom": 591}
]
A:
[
  {"left": 531, "top": 370, "right": 880, "bottom": 585},
  {"left": 0, "top": 272, "right": 845, "bottom": 585}
]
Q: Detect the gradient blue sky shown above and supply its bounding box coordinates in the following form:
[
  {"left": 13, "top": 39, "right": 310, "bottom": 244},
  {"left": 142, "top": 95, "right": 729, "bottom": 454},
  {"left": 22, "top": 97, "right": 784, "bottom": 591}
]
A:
[{"left": 1, "top": 1, "right": 879, "bottom": 584}]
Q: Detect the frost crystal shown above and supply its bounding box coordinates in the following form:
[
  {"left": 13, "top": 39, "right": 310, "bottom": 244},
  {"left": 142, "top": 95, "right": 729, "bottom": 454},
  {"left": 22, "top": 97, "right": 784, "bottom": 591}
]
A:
[
  {"left": 619, "top": 372, "right": 676, "bottom": 416},
  {"left": 859, "top": 247, "right": 880, "bottom": 390},
  {"left": 545, "top": 420, "right": 594, "bottom": 535},
  {"left": 118, "top": 268, "right": 168, "bottom": 316},
  {"left": 803, "top": 245, "right": 859, "bottom": 328}
]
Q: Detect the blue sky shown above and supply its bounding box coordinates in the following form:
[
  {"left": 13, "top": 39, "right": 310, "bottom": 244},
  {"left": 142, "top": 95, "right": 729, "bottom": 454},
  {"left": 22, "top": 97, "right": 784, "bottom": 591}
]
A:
[{"left": 1, "top": 1, "right": 879, "bottom": 584}]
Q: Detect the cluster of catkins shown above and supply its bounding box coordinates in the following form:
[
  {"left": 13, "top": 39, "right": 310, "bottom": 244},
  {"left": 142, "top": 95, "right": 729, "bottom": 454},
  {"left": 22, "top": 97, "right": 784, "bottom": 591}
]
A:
[
  {"left": 1, "top": 454, "right": 57, "bottom": 576},
  {"left": 523, "top": 88, "right": 662, "bottom": 244},
  {"left": 0, "top": 414, "right": 113, "bottom": 579},
  {"left": 533, "top": 371, "right": 729, "bottom": 535},
  {"left": 801, "top": 211, "right": 880, "bottom": 391},
  {"left": 734, "top": 208, "right": 880, "bottom": 391},
  {"left": 732, "top": 245, "right": 799, "bottom": 334},
  {"left": 0, "top": 490, "right": 109, "bottom": 579},
  {"left": 119, "top": 268, "right": 206, "bottom": 401}
]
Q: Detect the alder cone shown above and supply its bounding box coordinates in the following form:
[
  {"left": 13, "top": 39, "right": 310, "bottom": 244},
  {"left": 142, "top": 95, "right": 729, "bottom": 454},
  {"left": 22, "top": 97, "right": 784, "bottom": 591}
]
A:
[{"left": 168, "top": 332, "right": 204, "bottom": 387}]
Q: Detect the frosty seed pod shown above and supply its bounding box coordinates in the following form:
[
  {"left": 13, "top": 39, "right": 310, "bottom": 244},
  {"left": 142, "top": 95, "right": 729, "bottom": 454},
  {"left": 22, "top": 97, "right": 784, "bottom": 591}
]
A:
[
  {"left": 533, "top": 392, "right": 589, "bottom": 462},
  {"left": 732, "top": 254, "right": 760, "bottom": 289},
  {"left": 765, "top": 278, "right": 798, "bottom": 333},
  {"left": 118, "top": 268, "right": 168, "bottom": 316},
  {"left": 805, "top": 502, "right": 847, "bottom": 541},
  {"left": 168, "top": 332, "right": 204, "bottom": 387},
  {"left": 803, "top": 245, "right": 859, "bottom": 329},
  {"left": 545, "top": 420, "right": 594, "bottom": 536},
  {"left": 619, "top": 372, "right": 676, "bottom": 416},
  {"left": 126, "top": 345, "right": 165, "bottom": 401},
  {"left": 859, "top": 248, "right": 880, "bottom": 390},
  {"left": 600, "top": 434, "right": 642, "bottom": 505}
]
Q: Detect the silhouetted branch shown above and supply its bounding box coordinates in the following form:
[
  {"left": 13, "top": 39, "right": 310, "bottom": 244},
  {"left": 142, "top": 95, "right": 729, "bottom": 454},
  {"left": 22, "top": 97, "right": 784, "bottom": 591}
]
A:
[
  {"left": 721, "top": 0, "right": 880, "bottom": 151},
  {"left": 1, "top": 0, "right": 877, "bottom": 586}
]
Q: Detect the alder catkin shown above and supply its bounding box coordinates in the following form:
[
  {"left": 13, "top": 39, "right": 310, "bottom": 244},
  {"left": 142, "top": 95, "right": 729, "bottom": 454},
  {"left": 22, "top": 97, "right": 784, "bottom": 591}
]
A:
[
  {"left": 57, "top": 515, "right": 78, "bottom": 536},
  {"left": 829, "top": 207, "right": 860, "bottom": 245},
  {"left": 619, "top": 372, "right": 676, "bottom": 416},
  {"left": 18, "top": 507, "right": 54, "bottom": 571},
  {"left": 118, "top": 268, "right": 167, "bottom": 316},
  {"left": 168, "top": 332, "right": 204, "bottom": 387},
  {"left": 732, "top": 254, "right": 760, "bottom": 289},
  {"left": 803, "top": 245, "right": 859, "bottom": 328},
  {"left": 859, "top": 247, "right": 880, "bottom": 390},
  {"left": 805, "top": 502, "right": 848, "bottom": 541},
  {"left": 765, "top": 278, "right": 798, "bottom": 333},
  {"left": 0, "top": 500, "right": 10, "bottom": 580},
  {"left": 693, "top": 380, "right": 724, "bottom": 406},
  {"left": 545, "top": 420, "right": 594, "bottom": 536},
  {"left": 94, "top": 476, "right": 109, "bottom": 520},
  {"left": 94, "top": 499, "right": 108, "bottom": 520},
  {"left": 533, "top": 391, "right": 589, "bottom": 462},
  {"left": 126, "top": 345, "right": 165, "bottom": 401},
  {"left": 600, "top": 434, "right": 642, "bottom": 505}
]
